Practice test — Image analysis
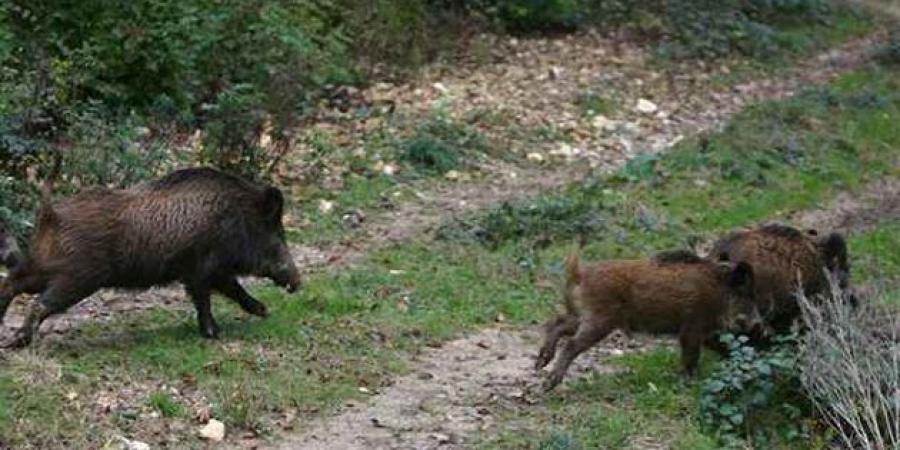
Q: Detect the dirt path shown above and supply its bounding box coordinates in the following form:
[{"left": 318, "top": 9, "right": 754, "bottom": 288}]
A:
[
  {"left": 790, "top": 179, "right": 900, "bottom": 234},
  {"left": 269, "top": 326, "right": 662, "bottom": 450},
  {"left": 266, "top": 177, "right": 899, "bottom": 450}
]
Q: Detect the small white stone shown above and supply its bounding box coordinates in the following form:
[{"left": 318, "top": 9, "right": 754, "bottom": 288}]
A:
[
  {"left": 199, "top": 419, "right": 225, "bottom": 442},
  {"left": 118, "top": 436, "right": 151, "bottom": 450},
  {"left": 635, "top": 98, "right": 658, "bottom": 114},
  {"left": 591, "top": 114, "right": 616, "bottom": 131},
  {"left": 433, "top": 82, "right": 449, "bottom": 95},
  {"left": 550, "top": 143, "right": 574, "bottom": 157},
  {"left": 318, "top": 200, "right": 335, "bottom": 214}
]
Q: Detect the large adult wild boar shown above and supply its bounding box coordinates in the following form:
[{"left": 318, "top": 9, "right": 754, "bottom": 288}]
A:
[
  {"left": 0, "top": 167, "right": 302, "bottom": 347},
  {"left": 711, "top": 223, "right": 853, "bottom": 337}
]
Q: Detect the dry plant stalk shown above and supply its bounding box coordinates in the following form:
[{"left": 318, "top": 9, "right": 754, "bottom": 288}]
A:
[{"left": 798, "top": 279, "right": 900, "bottom": 450}]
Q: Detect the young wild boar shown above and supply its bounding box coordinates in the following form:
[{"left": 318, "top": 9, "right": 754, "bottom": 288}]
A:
[
  {"left": 711, "top": 223, "right": 853, "bottom": 337},
  {"left": 0, "top": 167, "right": 302, "bottom": 348},
  {"left": 535, "top": 250, "right": 760, "bottom": 391}
]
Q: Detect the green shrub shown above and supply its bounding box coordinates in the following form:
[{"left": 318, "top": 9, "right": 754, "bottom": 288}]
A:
[
  {"left": 60, "top": 109, "right": 170, "bottom": 189},
  {"left": 605, "top": 0, "right": 837, "bottom": 59},
  {"left": 0, "top": 174, "right": 37, "bottom": 239},
  {"left": 475, "top": 0, "right": 586, "bottom": 32},
  {"left": 398, "top": 109, "right": 488, "bottom": 175},
  {"left": 1, "top": 0, "right": 352, "bottom": 179},
  {"left": 436, "top": 187, "right": 607, "bottom": 247},
  {"left": 700, "top": 333, "right": 810, "bottom": 445}
]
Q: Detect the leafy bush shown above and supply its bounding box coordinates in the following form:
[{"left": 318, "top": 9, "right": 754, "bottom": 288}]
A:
[
  {"left": 472, "top": 0, "right": 586, "bottom": 32},
  {"left": 0, "top": 174, "right": 37, "bottom": 239},
  {"left": 398, "top": 108, "right": 488, "bottom": 175},
  {"left": 700, "top": 333, "right": 808, "bottom": 444},
  {"left": 597, "top": 0, "right": 837, "bottom": 59},
  {"left": 60, "top": 109, "right": 170, "bottom": 189},
  {"left": 1, "top": 0, "right": 352, "bottom": 179},
  {"left": 436, "top": 186, "right": 607, "bottom": 247},
  {"left": 798, "top": 286, "right": 900, "bottom": 449}
]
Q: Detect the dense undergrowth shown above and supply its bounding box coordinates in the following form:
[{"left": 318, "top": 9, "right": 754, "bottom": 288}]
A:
[{"left": 0, "top": 0, "right": 880, "bottom": 238}]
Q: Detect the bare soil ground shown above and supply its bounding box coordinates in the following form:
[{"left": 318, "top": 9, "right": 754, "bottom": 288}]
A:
[
  {"left": 269, "top": 327, "right": 661, "bottom": 450},
  {"left": 791, "top": 178, "right": 900, "bottom": 234}
]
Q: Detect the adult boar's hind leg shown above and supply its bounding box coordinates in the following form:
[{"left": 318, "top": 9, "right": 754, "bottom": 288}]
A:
[
  {"left": 214, "top": 277, "right": 268, "bottom": 318},
  {"left": 2, "top": 281, "right": 92, "bottom": 348}
]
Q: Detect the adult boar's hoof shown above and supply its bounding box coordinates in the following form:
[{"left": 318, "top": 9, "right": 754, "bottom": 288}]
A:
[
  {"left": 199, "top": 322, "right": 221, "bottom": 340},
  {"left": 243, "top": 299, "right": 268, "bottom": 318}
]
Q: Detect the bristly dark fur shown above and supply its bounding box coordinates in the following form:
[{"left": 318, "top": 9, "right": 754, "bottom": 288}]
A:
[
  {"left": 714, "top": 223, "right": 806, "bottom": 260},
  {"left": 709, "top": 223, "right": 854, "bottom": 344},
  {"left": 758, "top": 223, "right": 805, "bottom": 240},
  {"left": 149, "top": 167, "right": 254, "bottom": 191},
  {"left": 652, "top": 249, "right": 704, "bottom": 264},
  {"left": 0, "top": 167, "right": 301, "bottom": 348}
]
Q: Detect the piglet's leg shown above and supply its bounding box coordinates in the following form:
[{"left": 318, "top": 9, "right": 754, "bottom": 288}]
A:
[
  {"left": 543, "top": 317, "right": 613, "bottom": 391},
  {"left": 535, "top": 314, "right": 578, "bottom": 370},
  {"left": 679, "top": 325, "right": 706, "bottom": 376}
]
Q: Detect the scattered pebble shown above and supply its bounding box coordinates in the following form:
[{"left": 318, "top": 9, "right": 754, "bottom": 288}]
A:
[
  {"left": 199, "top": 419, "right": 225, "bottom": 442},
  {"left": 635, "top": 98, "right": 658, "bottom": 114}
]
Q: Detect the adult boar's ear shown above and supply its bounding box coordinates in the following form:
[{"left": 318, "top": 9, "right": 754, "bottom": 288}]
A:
[
  {"left": 728, "top": 261, "right": 755, "bottom": 295},
  {"left": 819, "top": 232, "right": 849, "bottom": 271},
  {"left": 261, "top": 187, "right": 285, "bottom": 222}
]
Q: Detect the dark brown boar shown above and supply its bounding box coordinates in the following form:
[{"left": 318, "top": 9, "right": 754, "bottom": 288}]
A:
[
  {"left": 0, "top": 167, "right": 302, "bottom": 347},
  {"left": 710, "top": 223, "right": 853, "bottom": 336},
  {"left": 535, "top": 250, "right": 760, "bottom": 391}
]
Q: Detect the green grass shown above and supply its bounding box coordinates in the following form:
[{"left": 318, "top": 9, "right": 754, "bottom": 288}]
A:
[
  {"left": 850, "top": 222, "right": 900, "bottom": 283},
  {"left": 289, "top": 174, "right": 403, "bottom": 244},
  {"left": 147, "top": 391, "right": 184, "bottom": 418},
  {"left": 575, "top": 92, "right": 617, "bottom": 118},
  {"left": 3, "top": 65, "right": 900, "bottom": 449}
]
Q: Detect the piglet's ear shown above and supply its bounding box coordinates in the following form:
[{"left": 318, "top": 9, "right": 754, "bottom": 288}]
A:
[{"left": 261, "top": 186, "right": 285, "bottom": 222}]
